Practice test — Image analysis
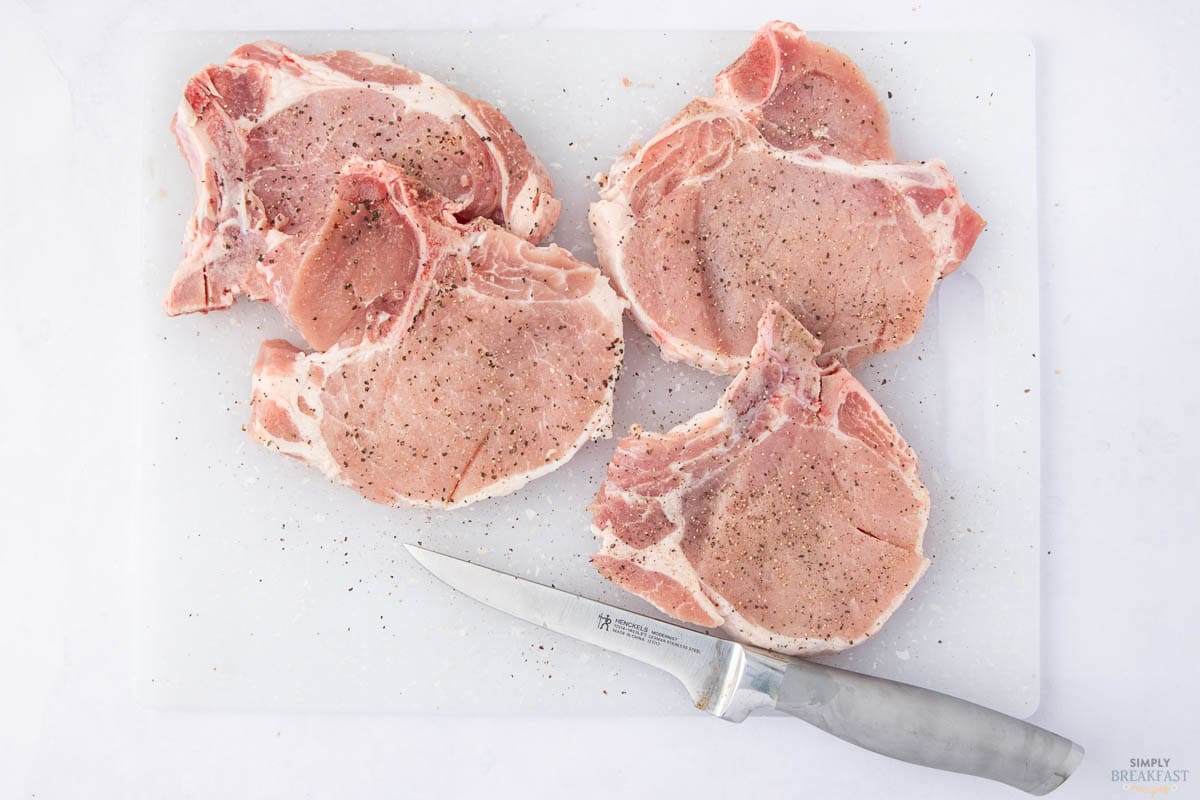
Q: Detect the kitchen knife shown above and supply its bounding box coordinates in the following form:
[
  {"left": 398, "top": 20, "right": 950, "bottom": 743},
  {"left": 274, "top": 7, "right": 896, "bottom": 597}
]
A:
[{"left": 404, "top": 544, "right": 1082, "bottom": 795}]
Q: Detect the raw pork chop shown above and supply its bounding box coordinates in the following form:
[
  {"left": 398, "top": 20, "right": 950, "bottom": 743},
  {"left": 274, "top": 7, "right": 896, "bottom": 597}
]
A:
[
  {"left": 250, "top": 159, "right": 624, "bottom": 507},
  {"left": 166, "top": 41, "right": 560, "bottom": 338},
  {"left": 590, "top": 303, "right": 929, "bottom": 654},
  {"left": 591, "top": 21, "right": 985, "bottom": 373}
]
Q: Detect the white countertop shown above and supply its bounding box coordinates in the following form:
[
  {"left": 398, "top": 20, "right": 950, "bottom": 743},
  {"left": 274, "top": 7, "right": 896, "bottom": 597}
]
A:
[{"left": 2, "top": 0, "right": 1197, "bottom": 797}]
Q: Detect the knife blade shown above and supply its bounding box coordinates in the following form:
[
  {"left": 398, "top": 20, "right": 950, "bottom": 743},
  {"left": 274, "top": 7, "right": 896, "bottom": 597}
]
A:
[
  {"left": 405, "top": 544, "right": 1083, "bottom": 795},
  {"left": 405, "top": 543, "right": 766, "bottom": 717}
]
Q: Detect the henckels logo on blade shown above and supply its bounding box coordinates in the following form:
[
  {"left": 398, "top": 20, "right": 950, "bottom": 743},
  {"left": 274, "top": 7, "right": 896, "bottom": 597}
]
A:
[{"left": 597, "top": 613, "right": 612, "bottom": 631}]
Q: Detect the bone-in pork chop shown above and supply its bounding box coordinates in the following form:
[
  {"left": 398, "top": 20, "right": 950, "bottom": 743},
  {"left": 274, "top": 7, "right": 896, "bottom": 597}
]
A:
[
  {"left": 165, "top": 41, "right": 560, "bottom": 337},
  {"left": 591, "top": 21, "right": 985, "bottom": 372},
  {"left": 590, "top": 303, "right": 929, "bottom": 654},
  {"left": 250, "top": 159, "right": 624, "bottom": 507}
]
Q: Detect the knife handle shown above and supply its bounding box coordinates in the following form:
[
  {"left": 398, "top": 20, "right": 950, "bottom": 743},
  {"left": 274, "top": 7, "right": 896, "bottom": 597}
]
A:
[{"left": 773, "top": 659, "right": 1083, "bottom": 795}]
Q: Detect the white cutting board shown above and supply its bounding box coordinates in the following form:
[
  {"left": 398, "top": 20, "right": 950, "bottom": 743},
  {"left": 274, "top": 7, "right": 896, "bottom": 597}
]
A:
[{"left": 138, "top": 30, "right": 1039, "bottom": 716}]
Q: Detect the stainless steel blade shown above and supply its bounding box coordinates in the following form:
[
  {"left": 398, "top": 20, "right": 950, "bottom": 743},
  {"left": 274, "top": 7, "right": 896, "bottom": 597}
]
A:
[
  {"left": 404, "top": 544, "right": 1084, "bottom": 793},
  {"left": 404, "top": 544, "right": 779, "bottom": 716}
]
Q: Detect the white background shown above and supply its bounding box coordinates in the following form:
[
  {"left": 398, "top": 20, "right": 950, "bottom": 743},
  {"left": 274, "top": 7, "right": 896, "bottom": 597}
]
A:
[{"left": 1, "top": 0, "right": 1197, "bottom": 798}]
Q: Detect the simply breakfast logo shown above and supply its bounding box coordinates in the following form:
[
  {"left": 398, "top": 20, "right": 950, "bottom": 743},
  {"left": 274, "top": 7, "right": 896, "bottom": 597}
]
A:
[{"left": 1113, "top": 757, "right": 1189, "bottom": 795}]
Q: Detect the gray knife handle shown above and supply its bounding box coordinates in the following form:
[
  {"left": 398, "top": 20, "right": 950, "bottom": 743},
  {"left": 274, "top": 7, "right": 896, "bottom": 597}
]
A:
[{"left": 775, "top": 659, "right": 1083, "bottom": 795}]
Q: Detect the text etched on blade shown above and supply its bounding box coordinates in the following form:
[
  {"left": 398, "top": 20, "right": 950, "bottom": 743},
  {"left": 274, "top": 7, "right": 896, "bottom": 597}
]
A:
[{"left": 598, "top": 614, "right": 701, "bottom": 654}]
